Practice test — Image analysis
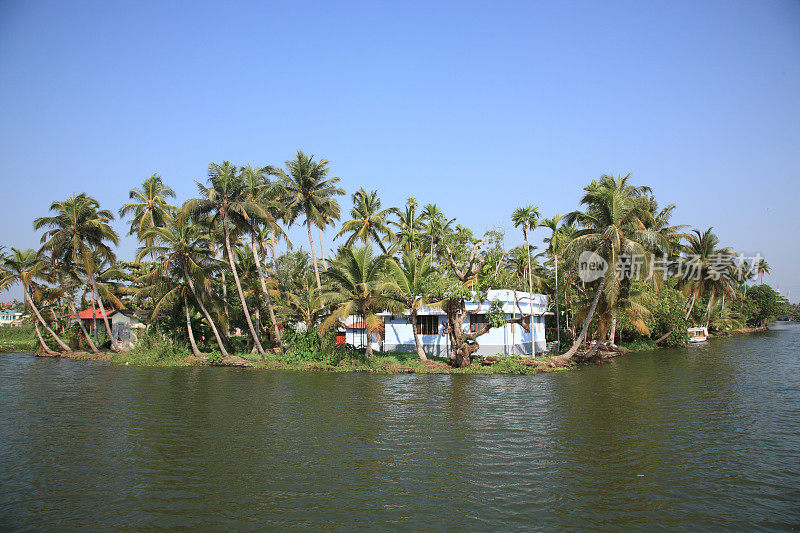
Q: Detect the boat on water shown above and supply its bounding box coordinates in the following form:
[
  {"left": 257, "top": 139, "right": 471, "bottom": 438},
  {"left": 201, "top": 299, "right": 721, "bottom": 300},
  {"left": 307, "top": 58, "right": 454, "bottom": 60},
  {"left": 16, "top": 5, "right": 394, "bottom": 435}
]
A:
[{"left": 688, "top": 326, "right": 708, "bottom": 343}]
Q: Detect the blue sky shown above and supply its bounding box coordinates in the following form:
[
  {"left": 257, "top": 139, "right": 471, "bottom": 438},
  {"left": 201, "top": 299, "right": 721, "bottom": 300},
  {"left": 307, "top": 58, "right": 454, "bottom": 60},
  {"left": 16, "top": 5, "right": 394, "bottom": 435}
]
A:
[{"left": 1, "top": 0, "right": 798, "bottom": 301}]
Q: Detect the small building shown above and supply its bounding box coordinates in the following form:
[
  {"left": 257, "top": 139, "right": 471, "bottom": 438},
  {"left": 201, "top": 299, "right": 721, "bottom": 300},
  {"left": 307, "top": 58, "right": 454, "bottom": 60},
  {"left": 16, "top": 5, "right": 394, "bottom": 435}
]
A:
[
  {"left": 377, "top": 290, "right": 549, "bottom": 357},
  {"left": 0, "top": 309, "right": 24, "bottom": 327},
  {"left": 68, "top": 308, "right": 148, "bottom": 348}
]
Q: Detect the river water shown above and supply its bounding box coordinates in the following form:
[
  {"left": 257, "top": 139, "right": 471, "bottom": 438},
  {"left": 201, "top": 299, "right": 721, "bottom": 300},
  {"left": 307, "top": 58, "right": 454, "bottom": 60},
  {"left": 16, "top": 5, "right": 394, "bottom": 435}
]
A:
[{"left": 1, "top": 324, "right": 798, "bottom": 530}]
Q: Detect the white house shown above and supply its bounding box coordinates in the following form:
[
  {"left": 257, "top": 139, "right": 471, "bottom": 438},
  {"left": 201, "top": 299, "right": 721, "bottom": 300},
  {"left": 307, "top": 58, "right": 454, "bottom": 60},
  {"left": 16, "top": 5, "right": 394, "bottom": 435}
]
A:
[
  {"left": 0, "top": 309, "right": 24, "bottom": 327},
  {"left": 339, "top": 290, "right": 549, "bottom": 357}
]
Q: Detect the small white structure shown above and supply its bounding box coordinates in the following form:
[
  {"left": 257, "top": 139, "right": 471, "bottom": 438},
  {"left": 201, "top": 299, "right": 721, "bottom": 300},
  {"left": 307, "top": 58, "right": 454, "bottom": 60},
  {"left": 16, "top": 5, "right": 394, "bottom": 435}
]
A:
[
  {"left": 0, "top": 310, "right": 24, "bottom": 327},
  {"left": 111, "top": 310, "right": 148, "bottom": 349},
  {"left": 377, "top": 290, "right": 549, "bottom": 357},
  {"left": 688, "top": 326, "right": 708, "bottom": 343}
]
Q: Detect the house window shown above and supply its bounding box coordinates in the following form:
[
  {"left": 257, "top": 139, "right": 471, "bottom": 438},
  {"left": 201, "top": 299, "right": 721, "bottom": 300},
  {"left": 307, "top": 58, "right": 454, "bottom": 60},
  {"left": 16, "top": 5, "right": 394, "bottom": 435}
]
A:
[
  {"left": 470, "top": 314, "right": 488, "bottom": 333},
  {"left": 418, "top": 315, "right": 439, "bottom": 335}
]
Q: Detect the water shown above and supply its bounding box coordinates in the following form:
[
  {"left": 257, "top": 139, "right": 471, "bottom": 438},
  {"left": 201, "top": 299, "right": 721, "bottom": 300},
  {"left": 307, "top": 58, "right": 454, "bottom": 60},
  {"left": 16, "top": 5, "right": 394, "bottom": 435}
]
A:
[{"left": 1, "top": 324, "right": 799, "bottom": 530}]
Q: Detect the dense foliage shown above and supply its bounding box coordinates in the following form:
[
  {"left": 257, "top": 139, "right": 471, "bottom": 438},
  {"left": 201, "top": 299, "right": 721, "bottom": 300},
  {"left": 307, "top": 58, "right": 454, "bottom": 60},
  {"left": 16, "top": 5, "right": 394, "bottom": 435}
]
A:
[{"left": 0, "top": 158, "right": 789, "bottom": 367}]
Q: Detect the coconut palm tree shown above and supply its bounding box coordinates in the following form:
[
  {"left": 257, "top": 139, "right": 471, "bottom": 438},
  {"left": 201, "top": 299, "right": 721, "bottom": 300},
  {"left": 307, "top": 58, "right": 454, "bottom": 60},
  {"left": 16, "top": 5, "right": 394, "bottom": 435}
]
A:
[
  {"left": 275, "top": 150, "right": 344, "bottom": 290},
  {"left": 555, "top": 174, "right": 665, "bottom": 361},
  {"left": 182, "top": 162, "right": 270, "bottom": 356},
  {"left": 385, "top": 252, "right": 440, "bottom": 361},
  {"left": 240, "top": 164, "right": 286, "bottom": 350},
  {"left": 756, "top": 258, "right": 771, "bottom": 285},
  {"left": 34, "top": 193, "right": 121, "bottom": 351},
  {"left": 0, "top": 248, "right": 72, "bottom": 352},
  {"left": 389, "top": 197, "right": 423, "bottom": 254},
  {"left": 511, "top": 205, "right": 540, "bottom": 301},
  {"left": 681, "top": 227, "right": 735, "bottom": 322},
  {"left": 137, "top": 217, "right": 229, "bottom": 357},
  {"left": 119, "top": 174, "right": 176, "bottom": 247},
  {"left": 283, "top": 269, "right": 327, "bottom": 331},
  {"left": 420, "top": 203, "right": 455, "bottom": 260},
  {"left": 541, "top": 214, "right": 568, "bottom": 348},
  {"left": 335, "top": 188, "right": 394, "bottom": 252},
  {"left": 320, "top": 245, "right": 392, "bottom": 360}
]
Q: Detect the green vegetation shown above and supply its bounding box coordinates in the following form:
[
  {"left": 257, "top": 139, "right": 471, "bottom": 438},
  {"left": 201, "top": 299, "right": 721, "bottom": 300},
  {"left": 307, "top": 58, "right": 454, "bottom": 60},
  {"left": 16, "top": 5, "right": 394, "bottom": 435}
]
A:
[{"left": 0, "top": 158, "right": 788, "bottom": 372}]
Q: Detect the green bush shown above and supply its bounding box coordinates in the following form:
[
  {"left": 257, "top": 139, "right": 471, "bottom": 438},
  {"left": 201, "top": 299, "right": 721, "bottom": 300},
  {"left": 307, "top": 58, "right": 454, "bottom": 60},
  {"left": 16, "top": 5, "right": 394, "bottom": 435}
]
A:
[{"left": 207, "top": 351, "right": 223, "bottom": 365}]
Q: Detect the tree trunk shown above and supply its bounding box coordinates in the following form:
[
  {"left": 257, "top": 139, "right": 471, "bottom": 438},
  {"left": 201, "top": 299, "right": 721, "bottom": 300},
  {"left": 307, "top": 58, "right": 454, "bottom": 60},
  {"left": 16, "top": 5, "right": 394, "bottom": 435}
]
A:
[
  {"left": 24, "top": 289, "right": 71, "bottom": 352},
  {"left": 223, "top": 217, "right": 265, "bottom": 356},
  {"left": 91, "top": 277, "right": 120, "bottom": 352},
  {"left": 685, "top": 292, "right": 697, "bottom": 321},
  {"left": 268, "top": 240, "right": 285, "bottom": 290},
  {"left": 307, "top": 219, "right": 323, "bottom": 290},
  {"left": 68, "top": 300, "right": 98, "bottom": 353},
  {"left": 554, "top": 255, "right": 561, "bottom": 350},
  {"left": 184, "top": 264, "right": 229, "bottom": 357},
  {"left": 411, "top": 311, "right": 428, "bottom": 362},
  {"left": 365, "top": 337, "right": 374, "bottom": 360},
  {"left": 318, "top": 226, "right": 328, "bottom": 270},
  {"left": 184, "top": 292, "right": 202, "bottom": 357},
  {"left": 35, "top": 321, "right": 59, "bottom": 355},
  {"left": 608, "top": 313, "right": 617, "bottom": 345},
  {"left": 251, "top": 236, "right": 283, "bottom": 350},
  {"left": 554, "top": 276, "right": 606, "bottom": 362}
]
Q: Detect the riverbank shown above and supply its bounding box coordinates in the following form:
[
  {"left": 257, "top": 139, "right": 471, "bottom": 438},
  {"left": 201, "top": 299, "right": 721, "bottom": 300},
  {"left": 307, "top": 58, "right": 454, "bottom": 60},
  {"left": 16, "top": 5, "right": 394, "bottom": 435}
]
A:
[{"left": 23, "top": 348, "right": 569, "bottom": 375}]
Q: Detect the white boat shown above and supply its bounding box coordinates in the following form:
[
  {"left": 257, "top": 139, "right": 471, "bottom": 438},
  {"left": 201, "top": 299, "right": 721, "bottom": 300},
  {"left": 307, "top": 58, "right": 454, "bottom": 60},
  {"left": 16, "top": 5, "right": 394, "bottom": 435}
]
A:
[{"left": 688, "top": 326, "right": 708, "bottom": 343}]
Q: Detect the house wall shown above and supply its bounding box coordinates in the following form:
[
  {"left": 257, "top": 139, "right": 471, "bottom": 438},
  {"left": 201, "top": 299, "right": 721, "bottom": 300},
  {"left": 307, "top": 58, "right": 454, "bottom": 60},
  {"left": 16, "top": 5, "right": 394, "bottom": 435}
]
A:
[{"left": 381, "top": 313, "right": 547, "bottom": 356}]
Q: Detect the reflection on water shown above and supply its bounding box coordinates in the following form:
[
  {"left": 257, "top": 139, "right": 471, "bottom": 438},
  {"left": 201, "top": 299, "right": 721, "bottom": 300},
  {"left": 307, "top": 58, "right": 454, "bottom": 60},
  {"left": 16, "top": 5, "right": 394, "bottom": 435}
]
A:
[{"left": 1, "top": 324, "right": 798, "bottom": 529}]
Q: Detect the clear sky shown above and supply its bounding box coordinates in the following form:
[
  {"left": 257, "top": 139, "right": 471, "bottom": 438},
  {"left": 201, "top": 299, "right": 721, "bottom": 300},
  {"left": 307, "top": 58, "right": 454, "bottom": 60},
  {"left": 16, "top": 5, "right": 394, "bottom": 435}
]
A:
[{"left": 1, "top": 0, "right": 798, "bottom": 301}]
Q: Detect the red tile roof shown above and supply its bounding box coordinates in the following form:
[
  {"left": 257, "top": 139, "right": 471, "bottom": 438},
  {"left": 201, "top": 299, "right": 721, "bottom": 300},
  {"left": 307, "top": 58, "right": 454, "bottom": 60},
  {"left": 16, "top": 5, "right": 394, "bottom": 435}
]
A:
[{"left": 68, "top": 308, "right": 116, "bottom": 320}]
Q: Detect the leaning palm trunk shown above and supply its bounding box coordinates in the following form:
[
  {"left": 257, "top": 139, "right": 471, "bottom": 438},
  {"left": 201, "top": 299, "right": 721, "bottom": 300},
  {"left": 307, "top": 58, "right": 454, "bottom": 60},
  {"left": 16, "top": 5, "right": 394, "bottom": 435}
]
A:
[
  {"left": 554, "top": 276, "right": 606, "bottom": 362},
  {"left": 35, "top": 321, "right": 59, "bottom": 355},
  {"left": 91, "top": 277, "right": 120, "bottom": 351},
  {"left": 318, "top": 226, "right": 328, "bottom": 270},
  {"left": 685, "top": 292, "right": 697, "bottom": 321},
  {"left": 183, "top": 264, "right": 228, "bottom": 357},
  {"left": 307, "top": 219, "right": 323, "bottom": 290},
  {"left": 67, "top": 300, "right": 98, "bottom": 353},
  {"left": 24, "top": 289, "right": 71, "bottom": 352},
  {"left": 222, "top": 217, "right": 264, "bottom": 356},
  {"left": 251, "top": 237, "right": 283, "bottom": 350},
  {"left": 183, "top": 292, "right": 202, "bottom": 357},
  {"left": 268, "top": 240, "right": 286, "bottom": 290},
  {"left": 411, "top": 311, "right": 427, "bottom": 362}
]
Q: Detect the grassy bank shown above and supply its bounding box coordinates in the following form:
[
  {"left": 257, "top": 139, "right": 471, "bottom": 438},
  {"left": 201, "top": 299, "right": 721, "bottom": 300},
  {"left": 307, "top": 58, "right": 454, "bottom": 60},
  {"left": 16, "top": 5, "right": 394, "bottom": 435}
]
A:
[{"left": 0, "top": 327, "right": 37, "bottom": 353}]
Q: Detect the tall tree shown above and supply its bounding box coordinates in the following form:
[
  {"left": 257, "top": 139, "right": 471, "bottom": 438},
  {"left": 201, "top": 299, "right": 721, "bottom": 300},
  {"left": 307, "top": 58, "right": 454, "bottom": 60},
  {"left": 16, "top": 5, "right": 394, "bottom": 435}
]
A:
[
  {"left": 275, "top": 150, "right": 344, "bottom": 290},
  {"left": 34, "top": 193, "right": 121, "bottom": 351},
  {"left": 138, "top": 217, "right": 230, "bottom": 357},
  {"left": 0, "top": 248, "right": 72, "bottom": 352},
  {"left": 556, "top": 174, "right": 665, "bottom": 361},
  {"left": 119, "top": 174, "right": 176, "bottom": 247},
  {"left": 320, "top": 245, "right": 391, "bottom": 360},
  {"left": 511, "top": 205, "right": 541, "bottom": 314},
  {"left": 335, "top": 188, "right": 394, "bottom": 252},
  {"left": 385, "top": 252, "right": 440, "bottom": 361},
  {"left": 182, "top": 162, "right": 270, "bottom": 356}
]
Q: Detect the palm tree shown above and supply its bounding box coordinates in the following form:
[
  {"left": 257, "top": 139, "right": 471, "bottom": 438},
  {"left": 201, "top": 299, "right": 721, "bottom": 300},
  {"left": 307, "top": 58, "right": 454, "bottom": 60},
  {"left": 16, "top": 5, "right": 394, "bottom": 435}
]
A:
[
  {"left": 283, "top": 269, "right": 327, "bottom": 331},
  {"left": 119, "top": 174, "right": 176, "bottom": 247},
  {"left": 420, "top": 203, "right": 455, "bottom": 260},
  {"left": 275, "top": 150, "right": 344, "bottom": 290},
  {"left": 240, "top": 164, "right": 286, "bottom": 350},
  {"left": 335, "top": 188, "right": 394, "bottom": 252},
  {"left": 385, "top": 252, "right": 440, "bottom": 361},
  {"left": 182, "top": 162, "right": 273, "bottom": 356},
  {"left": 681, "top": 227, "right": 735, "bottom": 322},
  {"left": 137, "top": 217, "right": 229, "bottom": 357},
  {"left": 541, "top": 214, "right": 568, "bottom": 349},
  {"left": 389, "top": 197, "right": 423, "bottom": 254},
  {"left": 0, "top": 248, "right": 72, "bottom": 352},
  {"left": 511, "top": 205, "right": 540, "bottom": 349},
  {"left": 320, "top": 245, "right": 392, "bottom": 360},
  {"left": 556, "top": 174, "right": 664, "bottom": 361},
  {"left": 34, "top": 193, "right": 121, "bottom": 351},
  {"left": 756, "top": 258, "right": 771, "bottom": 285}
]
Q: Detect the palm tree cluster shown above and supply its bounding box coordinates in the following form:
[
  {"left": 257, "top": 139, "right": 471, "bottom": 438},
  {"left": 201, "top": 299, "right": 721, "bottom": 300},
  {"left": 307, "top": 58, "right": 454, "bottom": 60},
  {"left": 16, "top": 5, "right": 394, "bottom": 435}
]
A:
[{"left": 0, "top": 164, "right": 777, "bottom": 366}]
